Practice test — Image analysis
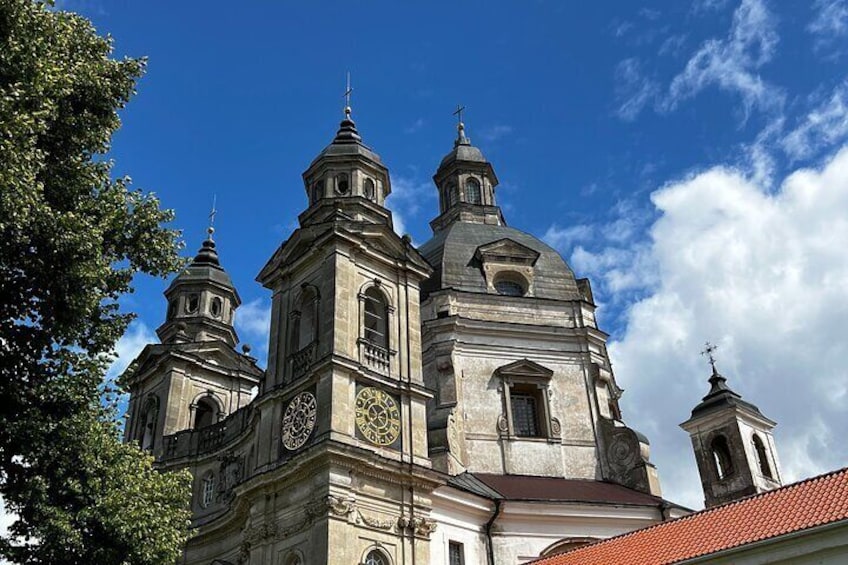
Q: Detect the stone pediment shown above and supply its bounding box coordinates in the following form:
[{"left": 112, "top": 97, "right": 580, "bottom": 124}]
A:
[
  {"left": 494, "top": 359, "right": 554, "bottom": 381},
  {"left": 474, "top": 238, "right": 540, "bottom": 266}
]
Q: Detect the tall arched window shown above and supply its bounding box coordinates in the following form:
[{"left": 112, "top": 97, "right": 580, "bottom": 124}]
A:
[
  {"left": 364, "top": 178, "right": 376, "bottom": 201},
  {"left": 363, "top": 287, "right": 389, "bottom": 350},
  {"left": 194, "top": 397, "right": 217, "bottom": 429},
  {"left": 445, "top": 182, "right": 457, "bottom": 209},
  {"left": 291, "top": 287, "right": 318, "bottom": 353},
  {"left": 140, "top": 397, "right": 159, "bottom": 451},
  {"left": 465, "top": 177, "right": 482, "bottom": 204},
  {"left": 711, "top": 435, "right": 734, "bottom": 480},
  {"left": 753, "top": 434, "right": 773, "bottom": 478}
]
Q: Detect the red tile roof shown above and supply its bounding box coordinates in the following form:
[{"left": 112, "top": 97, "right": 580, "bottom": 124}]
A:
[
  {"left": 533, "top": 467, "right": 848, "bottom": 565},
  {"left": 472, "top": 473, "right": 670, "bottom": 507}
]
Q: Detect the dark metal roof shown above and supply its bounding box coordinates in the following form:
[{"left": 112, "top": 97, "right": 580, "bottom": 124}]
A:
[
  {"left": 419, "top": 222, "right": 580, "bottom": 300},
  {"left": 689, "top": 367, "right": 765, "bottom": 419},
  {"left": 167, "top": 237, "right": 236, "bottom": 294},
  {"left": 472, "top": 473, "right": 669, "bottom": 507}
]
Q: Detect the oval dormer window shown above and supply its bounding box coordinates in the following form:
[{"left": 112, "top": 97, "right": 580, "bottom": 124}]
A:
[
  {"left": 335, "top": 173, "right": 349, "bottom": 195},
  {"left": 210, "top": 296, "right": 223, "bottom": 318},
  {"left": 185, "top": 293, "right": 200, "bottom": 314},
  {"left": 494, "top": 274, "right": 527, "bottom": 297}
]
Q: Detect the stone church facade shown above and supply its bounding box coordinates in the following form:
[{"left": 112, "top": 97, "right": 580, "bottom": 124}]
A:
[{"left": 120, "top": 108, "right": 779, "bottom": 564}]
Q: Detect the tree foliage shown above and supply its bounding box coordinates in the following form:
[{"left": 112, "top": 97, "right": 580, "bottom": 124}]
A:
[{"left": 0, "top": 1, "right": 191, "bottom": 563}]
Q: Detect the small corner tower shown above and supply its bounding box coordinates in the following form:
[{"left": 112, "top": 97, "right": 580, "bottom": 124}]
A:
[
  {"left": 430, "top": 107, "right": 503, "bottom": 232},
  {"left": 123, "top": 222, "right": 262, "bottom": 454},
  {"left": 681, "top": 343, "right": 782, "bottom": 508}
]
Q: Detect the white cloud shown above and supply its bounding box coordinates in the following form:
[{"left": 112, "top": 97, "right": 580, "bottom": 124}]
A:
[
  {"left": 404, "top": 118, "right": 425, "bottom": 134},
  {"left": 235, "top": 298, "right": 271, "bottom": 340},
  {"left": 543, "top": 224, "right": 594, "bottom": 250},
  {"left": 614, "top": 58, "right": 660, "bottom": 121},
  {"left": 106, "top": 321, "right": 155, "bottom": 382},
  {"left": 479, "top": 125, "right": 513, "bottom": 143},
  {"left": 781, "top": 81, "right": 848, "bottom": 160},
  {"left": 385, "top": 175, "right": 434, "bottom": 241},
  {"left": 608, "top": 146, "right": 848, "bottom": 509},
  {"left": 665, "top": 0, "right": 782, "bottom": 118},
  {"left": 808, "top": 0, "right": 848, "bottom": 55}
]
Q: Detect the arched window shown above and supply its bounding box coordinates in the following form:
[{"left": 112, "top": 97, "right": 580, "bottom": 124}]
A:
[
  {"left": 494, "top": 273, "right": 528, "bottom": 297},
  {"left": 282, "top": 552, "right": 303, "bottom": 565},
  {"left": 291, "top": 287, "right": 318, "bottom": 353},
  {"left": 312, "top": 179, "right": 324, "bottom": 203},
  {"left": 140, "top": 397, "right": 159, "bottom": 451},
  {"left": 445, "top": 182, "right": 457, "bottom": 209},
  {"left": 363, "top": 287, "right": 389, "bottom": 350},
  {"left": 465, "top": 177, "right": 482, "bottom": 204},
  {"left": 200, "top": 472, "right": 216, "bottom": 508},
  {"left": 210, "top": 296, "right": 222, "bottom": 318},
  {"left": 711, "top": 435, "right": 734, "bottom": 480},
  {"left": 364, "top": 178, "right": 376, "bottom": 201},
  {"left": 185, "top": 293, "right": 199, "bottom": 314},
  {"left": 364, "top": 549, "right": 390, "bottom": 565},
  {"left": 753, "top": 434, "right": 773, "bottom": 478},
  {"left": 194, "top": 397, "right": 218, "bottom": 429},
  {"left": 335, "top": 173, "right": 349, "bottom": 195}
]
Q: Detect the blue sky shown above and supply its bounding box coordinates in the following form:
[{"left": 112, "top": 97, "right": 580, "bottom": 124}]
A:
[{"left": 69, "top": 0, "right": 848, "bottom": 510}]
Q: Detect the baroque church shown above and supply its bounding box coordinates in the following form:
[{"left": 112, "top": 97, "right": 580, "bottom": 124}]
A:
[{"left": 121, "top": 103, "right": 785, "bottom": 564}]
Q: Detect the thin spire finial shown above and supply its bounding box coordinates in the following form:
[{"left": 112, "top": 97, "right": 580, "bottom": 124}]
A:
[
  {"left": 207, "top": 194, "right": 217, "bottom": 240},
  {"left": 343, "top": 71, "right": 353, "bottom": 118},
  {"left": 701, "top": 341, "right": 719, "bottom": 372}
]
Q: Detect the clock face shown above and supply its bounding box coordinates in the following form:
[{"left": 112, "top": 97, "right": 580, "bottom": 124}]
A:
[
  {"left": 281, "top": 391, "right": 317, "bottom": 451},
  {"left": 355, "top": 387, "right": 401, "bottom": 447}
]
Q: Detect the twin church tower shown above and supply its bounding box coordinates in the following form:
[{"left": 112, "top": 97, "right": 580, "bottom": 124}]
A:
[{"left": 122, "top": 102, "right": 782, "bottom": 564}]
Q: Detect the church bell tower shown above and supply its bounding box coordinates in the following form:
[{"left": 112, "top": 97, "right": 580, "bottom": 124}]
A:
[{"left": 681, "top": 344, "right": 782, "bottom": 508}]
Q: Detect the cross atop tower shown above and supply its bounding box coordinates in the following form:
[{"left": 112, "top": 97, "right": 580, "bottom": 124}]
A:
[
  {"left": 343, "top": 72, "right": 353, "bottom": 118},
  {"left": 453, "top": 104, "right": 465, "bottom": 126},
  {"left": 701, "top": 341, "right": 718, "bottom": 372},
  {"left": 207, "top": 194, "right": 217, "bottom": 240}
]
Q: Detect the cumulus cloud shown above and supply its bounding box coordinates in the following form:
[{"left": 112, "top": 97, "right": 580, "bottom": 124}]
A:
[
  {"left": 385, "top": 175, "right": 434, "bottom": 241},
  {"left": 235, "top": 298, "right": 271, "bottom": 364},
  {"left": 479, "top": 125, "right": 513, "bottom": 143},
  {"left": 665, "top": 0, "right": 782, "bottom": 118},
  {"left": 608, "top": 146, "right": 848, "bottom": 509}
]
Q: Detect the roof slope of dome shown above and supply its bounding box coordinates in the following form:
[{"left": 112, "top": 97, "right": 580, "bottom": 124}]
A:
[{"left": 419, "top": 221, "right": 580, "bottom": 300}]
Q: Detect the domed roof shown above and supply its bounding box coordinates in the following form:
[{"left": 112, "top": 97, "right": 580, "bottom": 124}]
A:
[
  {"left": 419, "top": 221, "right": 581, "bottom": 300},
  {"left": 308, "top": 113, "right": 383, "bottom": 167},
  {"left": 166, "top": 234, "right": 237, "bottom": 297}
]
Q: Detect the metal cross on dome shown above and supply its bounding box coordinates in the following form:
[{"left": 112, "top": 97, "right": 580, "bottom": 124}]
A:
[
  {"left": 701, "top": 341, "right": 719, "bottom": 370},
  {"left": 343, "top": 72, "right": 353, "bottom": 117},
  {"left": 206, "top": 194, "right": 217, "bottom": 239},
  {"left": 453, "top": 104, "right": 465, "bottom": 125}
]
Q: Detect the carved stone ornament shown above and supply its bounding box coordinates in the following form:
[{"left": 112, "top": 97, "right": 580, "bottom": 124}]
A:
[
  {"left": 608, "top": 435, "right": 639, "bottom": 473},
  {"left": 281, "top": 391, "right": 317, "bottom": 451},
  {"left": 326, "top": 494, "right": 355, "bottom": 517},
  {"left": 217, "top": 452, "right": 245, "bottom": 502},
  {"left": 357, "top": 510, "right": 397, "bottom": 531},
  {"left": 497, "top": 414, "right": 509, "bottom": 434},
  {"left": 411, "top": 517, "right": 437, "bottom": 538},
  {"left": 550, "top": 417, "right": 562, "bottom": 436}
]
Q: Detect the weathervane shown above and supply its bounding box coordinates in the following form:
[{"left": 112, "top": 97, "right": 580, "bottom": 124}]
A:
[
  {"left": 701, "top": 341, "right": 718, "bottom": 371},
  {"left": 207, "top": 195, "right": 217, "bottom": 240},
  {"left": 343, "top": 71, "right": 353, "bottom": 118}
]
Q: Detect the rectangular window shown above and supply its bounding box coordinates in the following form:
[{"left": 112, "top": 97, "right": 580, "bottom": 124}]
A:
[
  {"left": 511, "top": 393, "right": 539, "bottom": 437},
  {"left": 448, "top": 541, "right": 465, "bottom": 565}
]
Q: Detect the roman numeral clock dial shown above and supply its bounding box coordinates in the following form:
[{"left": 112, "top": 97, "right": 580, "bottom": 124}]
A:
[{"left": 355, "top": 387, "right": 401, "bottom": 447}]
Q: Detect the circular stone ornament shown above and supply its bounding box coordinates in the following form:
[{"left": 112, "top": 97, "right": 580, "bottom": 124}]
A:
[
  {"left": 355, "top": 387, "right": 401, "bottom": 446},
  {"left": 281, "top": 391, "right": 317, "bottom": 451}
]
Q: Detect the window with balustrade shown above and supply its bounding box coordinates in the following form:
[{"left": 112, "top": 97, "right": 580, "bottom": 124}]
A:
[
  {"left": 359, "top": 285, "right": 391, "bottom": 373},
  {"left": 289, "top": 285, "right": 319, "bottom": 379}
]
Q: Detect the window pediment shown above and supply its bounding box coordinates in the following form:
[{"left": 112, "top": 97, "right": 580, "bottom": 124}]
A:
[
  {"left": 475, "top": 238, "right": 540, "bottom": 267},
  {"left": 495, "top": 358, "right": 554, "bottom": 382}
]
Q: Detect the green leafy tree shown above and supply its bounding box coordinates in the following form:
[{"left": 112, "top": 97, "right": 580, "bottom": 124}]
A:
[{"left": 0, "top": 1, "right": 192, "bottom": 563}]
